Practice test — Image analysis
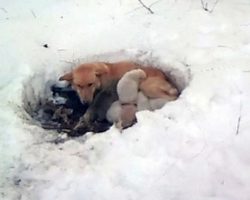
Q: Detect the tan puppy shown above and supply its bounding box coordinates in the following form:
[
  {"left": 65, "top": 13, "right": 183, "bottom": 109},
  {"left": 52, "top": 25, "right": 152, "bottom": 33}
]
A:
[
  {"left": 117, "top": 69, "right": 147, "bottom": 104},
  {"left": 119, "top": 104, "right": 137, "bottom": 129},
  {"left": 59, "top": 61, "right": 178, "bottom": 103}
]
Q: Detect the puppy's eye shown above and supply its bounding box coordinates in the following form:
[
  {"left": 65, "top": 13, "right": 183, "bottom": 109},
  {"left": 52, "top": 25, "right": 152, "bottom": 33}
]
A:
[
  {"left": 77, "top": 84, "right": 83, "bottom": 88},
  {"left": 88, "top": 83, "right": 93, "bottom": 87}
]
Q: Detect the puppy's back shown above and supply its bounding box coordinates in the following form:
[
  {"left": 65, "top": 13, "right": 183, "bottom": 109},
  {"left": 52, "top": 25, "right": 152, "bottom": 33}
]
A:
[
  {"left": 140, "top": 67, "right": 166, "bottom": 79},
  {"left": 117, "top": 69, "right": 146, "bottom": 104}
]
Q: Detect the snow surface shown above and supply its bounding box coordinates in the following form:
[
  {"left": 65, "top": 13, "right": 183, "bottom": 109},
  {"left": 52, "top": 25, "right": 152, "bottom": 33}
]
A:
[{"left": 1, "top": 0, "right": 250, "bottom": 199}]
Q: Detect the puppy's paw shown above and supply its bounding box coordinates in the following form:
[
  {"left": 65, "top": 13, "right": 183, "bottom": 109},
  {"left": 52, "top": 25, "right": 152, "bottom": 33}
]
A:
[
  {"left": 115, "top": 120, "right": 123, "bottom": 133},
  {"left": 168, "top": 88, "right": 179, "bottom": 96}
]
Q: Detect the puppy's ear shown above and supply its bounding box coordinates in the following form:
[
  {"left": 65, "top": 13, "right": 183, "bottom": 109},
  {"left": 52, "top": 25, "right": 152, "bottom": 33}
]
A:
[
  {"left": 94, "top": 64, "right": 110, "bottom": 76},
  {"left": 59, "top": 72, "right": 73, "bottom": 81}
]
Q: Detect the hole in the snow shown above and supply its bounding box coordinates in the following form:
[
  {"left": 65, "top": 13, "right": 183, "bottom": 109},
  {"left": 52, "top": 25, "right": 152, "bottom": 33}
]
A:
[{"left": 22, "top": 51, "right": 190, "bottom": 138}]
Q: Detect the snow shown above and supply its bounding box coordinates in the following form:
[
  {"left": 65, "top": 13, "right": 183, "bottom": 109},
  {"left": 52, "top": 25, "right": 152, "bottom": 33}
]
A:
[{"left": 1, "top": 0, "right": 250, "bottom": 199}]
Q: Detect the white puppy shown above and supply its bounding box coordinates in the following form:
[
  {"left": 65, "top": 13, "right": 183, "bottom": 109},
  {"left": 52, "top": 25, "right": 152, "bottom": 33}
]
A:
[
  {"left": 117, "top": 69, "right": 147, "bottom": 104},
  {"left": 106, "top": 101, "right": 137, "bottom": 130},
  {"left": 106, "top": 101, "right": 121, "bottom": 124}
]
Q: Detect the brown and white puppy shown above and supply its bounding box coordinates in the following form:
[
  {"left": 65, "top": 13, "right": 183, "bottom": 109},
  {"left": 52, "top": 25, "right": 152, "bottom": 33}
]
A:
[
  {"left": 117, "top": 69, "right": 146, "bottom": 104},
  {"left": 59, "top": 61, "right": 179, "bottom": 103}
]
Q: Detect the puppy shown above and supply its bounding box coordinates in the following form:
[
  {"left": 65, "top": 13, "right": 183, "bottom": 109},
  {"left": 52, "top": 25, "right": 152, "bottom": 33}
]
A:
[
  {"left": 117, "top": 69, "right": 147, "bottom": 104},
  {"left": 119, "top": 104, "right": 137, "bottom": 129},
  {"left": 106, "top": 101, "right": 121, "bottom": 124},
  {"left": 59, "top": 61, "right": 179, "bottom": 104},
  {"left": 106, "top": 101, "right": 137, "bottom": 130}
]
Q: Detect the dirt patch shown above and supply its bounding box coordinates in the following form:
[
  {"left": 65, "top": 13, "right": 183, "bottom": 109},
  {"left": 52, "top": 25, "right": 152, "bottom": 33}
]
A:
[{"left": 28, "top": 83, "right": 113, "bottom": 137}]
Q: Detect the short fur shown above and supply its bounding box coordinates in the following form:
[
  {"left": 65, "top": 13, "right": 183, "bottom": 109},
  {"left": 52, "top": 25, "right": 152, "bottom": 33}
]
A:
[
  {"left": 59, "top": 61, "right": 137, "bottom": 103},
  {"left": 117, "top": 69, "right": 146, "bottom": 104},
  {"left": 119, "top": 104, "right": 137, "bottom": 129},
  {"left": 137, "top": 91, "right": 151, "bottom": 111},
  {"left": 148, "top": 99, "right": 168, "bottom": 110},
  {"left": 137, "top": 91, "right": 176, "bottom": 111},
  {"left": 106, "top": 101, "right": 122, "bottom": 124},
  {"left": 139, "top": 76, "right": 178, "bottom": 99},
  {"left": 59, "top": 61, "right": 179, "bottom": 103},
  {"left": 106, "top": 101, "right": 137, "bottom": 129},
  {"left": 74, "top": 81, "right": 118, "bottom": 130}
]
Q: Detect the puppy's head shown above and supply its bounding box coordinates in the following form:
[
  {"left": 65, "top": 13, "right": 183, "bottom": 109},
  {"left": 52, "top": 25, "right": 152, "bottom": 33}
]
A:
[
  {"left": 59, "top": 63, "right": 109, "bottom": 104},
  {"left": 126, "top": 69, "right": 147, "bottom": 81},
  {"left": 137, "top": 69, "right": 147, "bottom": 80}
]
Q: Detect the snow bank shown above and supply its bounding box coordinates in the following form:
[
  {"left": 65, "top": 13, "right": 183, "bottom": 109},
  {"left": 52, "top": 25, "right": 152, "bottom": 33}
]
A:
[{"left": 1, "top": 0, "right": 250, "bottom": 200}]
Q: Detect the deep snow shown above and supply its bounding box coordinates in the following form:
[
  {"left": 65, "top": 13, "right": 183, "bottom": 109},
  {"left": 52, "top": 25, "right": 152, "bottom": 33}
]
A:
[{"left": 1, "top": 0, "right": 250, "bottom": 199}]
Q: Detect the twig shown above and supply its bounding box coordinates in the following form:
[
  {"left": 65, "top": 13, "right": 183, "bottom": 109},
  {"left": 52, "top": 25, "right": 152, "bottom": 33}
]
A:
[
  {"left": 57, "top": 49, "right": 67, "bottom": 51},
  {"left": 125, "top": 6, "right": 142, "bottom": 15},
  {"left": 235, "top": 101, "right": 242, "bottom": 135},
  {"left": 217, "top": 45, "right": 233, "bottom": 50},
  {"left": 201, "top": 0, "right": 209, "bottom": 11},
  {"left": 125, "top": 0, "right": 159, "bottom": 15},
  {"left": 180, "top": 60, "right": 190, "bottom": 68},
  {"left": 209, "top": 0, "right": 219, "bottom": 13},
  {"left": 201, "top": 0, "right": 219, "bottom": 13},
  {"left": 30, "top": 9, "right": 37, "bottom": 18},
  {"left": 59, "top": 60, "right": 75, "bottom": 64},
  {"left": 148, "top": 0, "right": 162, "bottom": 8},
  {"left": 0, "top": 7, "right": 8, "bottom": 13},
  {"left": 138, "top": 0, "right": 154, "bottom": 14}
]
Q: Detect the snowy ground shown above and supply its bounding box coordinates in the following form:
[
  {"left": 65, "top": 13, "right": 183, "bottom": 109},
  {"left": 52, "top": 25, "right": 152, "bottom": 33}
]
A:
[{"left": 1, "top": 0, "right": 250, "bottom": 199}]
